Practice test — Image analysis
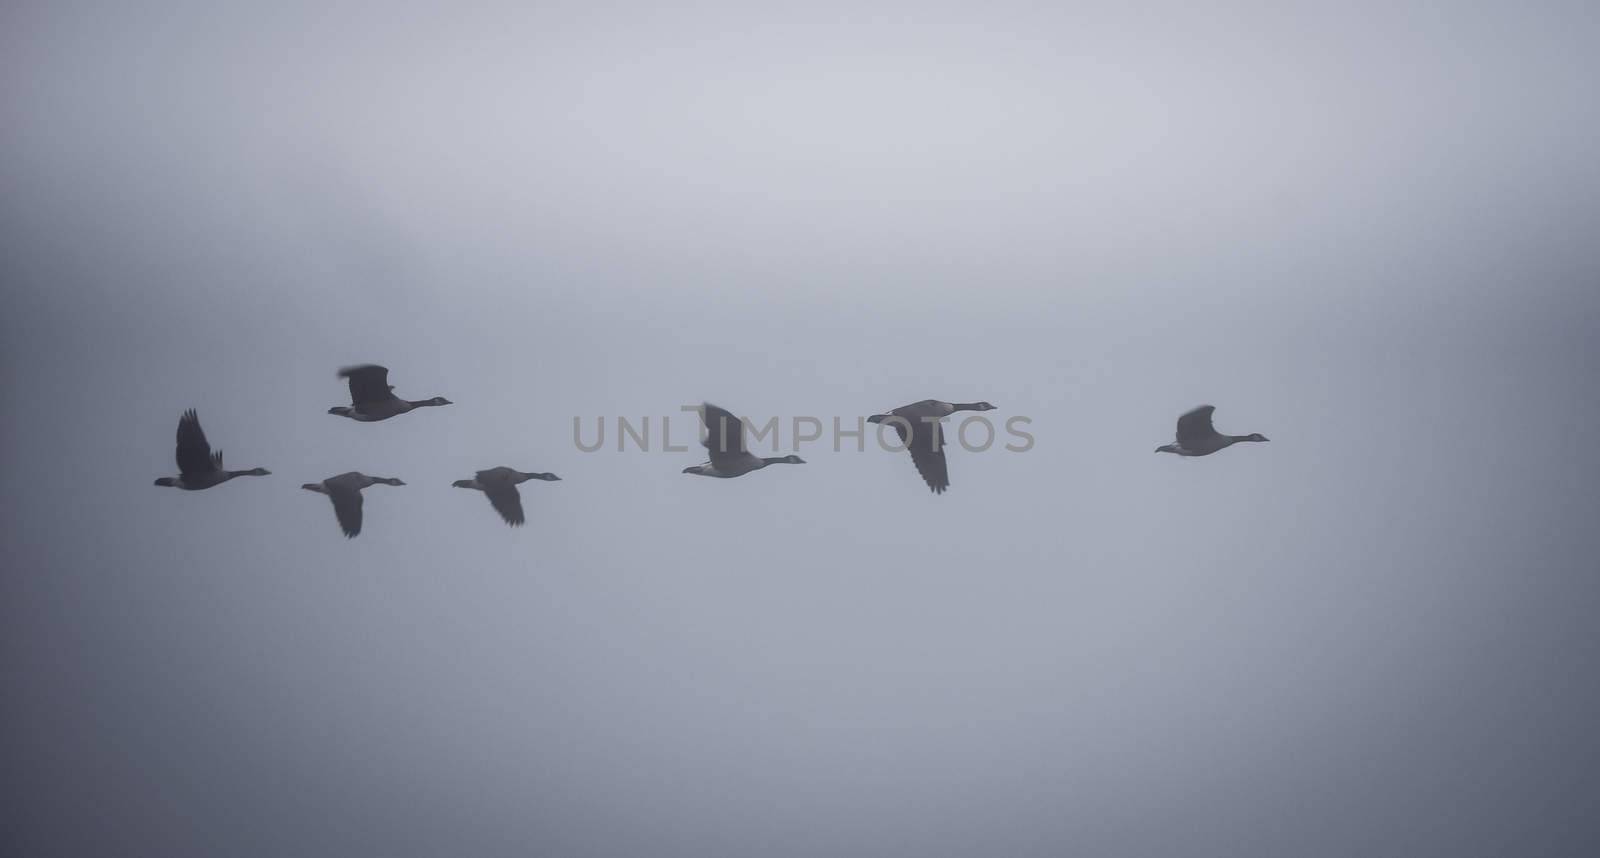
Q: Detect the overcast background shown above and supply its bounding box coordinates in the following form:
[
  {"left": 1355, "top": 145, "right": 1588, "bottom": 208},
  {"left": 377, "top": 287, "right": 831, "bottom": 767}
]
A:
[{"left": 4, "top": 2, "right": 1599, "bottom": 856}]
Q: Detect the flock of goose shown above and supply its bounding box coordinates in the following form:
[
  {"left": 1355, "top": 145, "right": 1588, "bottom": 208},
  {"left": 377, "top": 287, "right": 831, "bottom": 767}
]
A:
[{"left": 155, "top": 364, "right": 1270, "bottom": 537}]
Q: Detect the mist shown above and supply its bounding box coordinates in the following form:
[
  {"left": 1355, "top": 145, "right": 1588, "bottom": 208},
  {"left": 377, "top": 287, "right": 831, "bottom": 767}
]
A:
[{"left": 3, "top": 3, "right": 1598, "bottom": 856}]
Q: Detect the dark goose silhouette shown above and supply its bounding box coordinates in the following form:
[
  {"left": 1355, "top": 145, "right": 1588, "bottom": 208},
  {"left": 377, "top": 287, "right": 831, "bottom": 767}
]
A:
[
  {"left": 682, "top": 403, "right": 805, "bottom": 478},
  {"left": 867, "top": 399, "right": 995, "bottom": 494},
  {"left": 453, "top": 467, "right": 561, "bottom": 526},
  {"left": 153, "top": 409, "right": 270, "bottom": 490},
  {"left": 1155, "top": 405, "right": 1269, "bottom": 456},
  {"left": 301, "top": 472, "right": 405, "bottom": 537},
  {"left": 328, "top": 364, "right": 452, "bottom": 422}
]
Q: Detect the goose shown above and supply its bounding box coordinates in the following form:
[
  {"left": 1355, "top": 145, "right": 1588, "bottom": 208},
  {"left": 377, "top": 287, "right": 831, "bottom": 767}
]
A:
[
  {"left": 867, "top": 399, "right": 995, "bottom": 494},
  {"left": 1155, "top": 405, "right": 1269, "bottom": 456},
  {"left": 328, "top": 364, "right": 452, "bottom": 422},
  {"left": 154, "top": 409, "right": 270, "bottom": 490},
  {"left": 682, "top": 403, "right": 805, "bottom": 478},
  {"left": 453, "top": 467, "right": 561, "bottom": 527},
  {"left": 300, "top": 471, "right": 405, "bottom": 537}
]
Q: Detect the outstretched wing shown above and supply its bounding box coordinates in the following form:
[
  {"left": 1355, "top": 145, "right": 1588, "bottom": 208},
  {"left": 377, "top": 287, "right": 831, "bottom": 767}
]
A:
[
  {"left": 905, "top": 417, "right": 950, "bottom": 494},
  {"left": 887, "top": 412, "right": 950, "bottom": 494},
  {"left": 481, "top": 481, "right": 526, "bottom": 527},
  {"left": 700, "top": 403, "right": 747, "bottom": 464},
  {"left": 175, "top": 409, "right": 217, "bottom": 475},
  {"left": 338, "top": 364, "right": 397, "bottom": 405},
  {"left": 1176, "top": 405, "right": 1217, "bottom": 442},
  {"left": 327, "top": 485, "right": 365, "bottom": 538}
]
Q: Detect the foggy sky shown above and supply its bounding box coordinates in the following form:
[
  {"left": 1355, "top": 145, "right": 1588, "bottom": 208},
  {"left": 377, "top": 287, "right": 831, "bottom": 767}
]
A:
[{"left": 3, "top": 2, "right": 1598, "bottom": 856}]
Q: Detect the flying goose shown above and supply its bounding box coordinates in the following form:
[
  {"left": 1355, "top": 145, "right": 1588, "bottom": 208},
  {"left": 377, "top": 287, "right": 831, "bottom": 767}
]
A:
[
  {"left": 682, "top": 403, "right": 805, "bottom": 478},
  {"left": 1155, "top": 405, "right": 1269, "bottom": 456},
  {"left": 154, "top": 409, "right": 270, "bottom": 490},
  {"left": 867, "top": 399, "right": 995, "bottom": 494},
  {"left": 301, "top": 471, "right": 406, "bottom": 537},
  {"left": 453, "top": 467, "right": 561, "bottom": 526},
  {"left": 328, "top": 364, "right": 452, "bottom": 422}
]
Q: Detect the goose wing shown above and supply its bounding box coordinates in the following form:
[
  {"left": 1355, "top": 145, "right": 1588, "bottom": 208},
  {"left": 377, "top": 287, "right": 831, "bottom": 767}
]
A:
[
  {"left": 700, "top": 403, "right": 748, "bottom": 466},
  {"left": 339, "top": 364, "right": 398, "bottom": 405},
  {"left": 326, "top": 483, "right": 365, "bottom": 537},
  {"left": 481, "top": 480, "right": 526, "bottom": 526},
  {"left": 1176, "top": 405, "right": 1218, "bottom": 442},
  {"left": 889, "top": 413, "right": 950, "bottom": 494},
  {"left": 175, "top": 409, "right": 218, "bottom": 475}
]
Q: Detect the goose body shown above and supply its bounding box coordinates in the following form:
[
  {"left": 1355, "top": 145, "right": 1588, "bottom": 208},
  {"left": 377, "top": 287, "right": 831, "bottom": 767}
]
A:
[
  {"left": 682, "top": 403, "right": 805, "bottom": 479},
  {"left": 867, "top": 399, "right": 995, "bottom": 494},
  {"left": 1155, "top": 405, "right": 1269, "bottom": 457},
  {"left": 453, "top": 466, "right": 561, "bottom": 526},
  {"left": 154, "top": 409, "right": 270, "bottom": 490},
  {"left": 328, "top": 364, "right": 452, "bottom": 422},
  {"left": 301, "top": 471, "right": 405, "bottom": 537}
]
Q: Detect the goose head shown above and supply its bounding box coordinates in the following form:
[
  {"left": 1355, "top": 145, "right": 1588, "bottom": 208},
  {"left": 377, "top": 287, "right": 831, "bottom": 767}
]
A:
[
  {"left": 451, "top": 479, "right": 477, "bottom": 489},
  {"left": 154, "top": 477, "right": 178, "bottom": 487},
  {"left": 300, "top": 482, "right": 327, "bottom": 493},
  {"left": 421, "top": 396, "right": 452, "bottom": 407},
  {"left": 242, "top": 467, "right": 271, "bottom": 476},
  {"left": 374, "top": 477, "right": 407, "bottom": 486},
  {"left": 1154, "top": 444, "right": 1180, "bottom": 454},
  {"left": 528, "top": 472, "right": 561, "bottom": 481},
  {"left": 961, "top": 401, "right": 997, "bottom": 412},
  {"left": 777, "top": 455, "right": 805, "bottom": 464},
  {"left": 1244, "top": 433, "right": 1269, "bottom": 442}
]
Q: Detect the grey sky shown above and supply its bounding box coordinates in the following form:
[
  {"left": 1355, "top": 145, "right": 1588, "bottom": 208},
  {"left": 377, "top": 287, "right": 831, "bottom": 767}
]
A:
[{"left": 3, "top": 2, "right": 1598, "bottom": 856}]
